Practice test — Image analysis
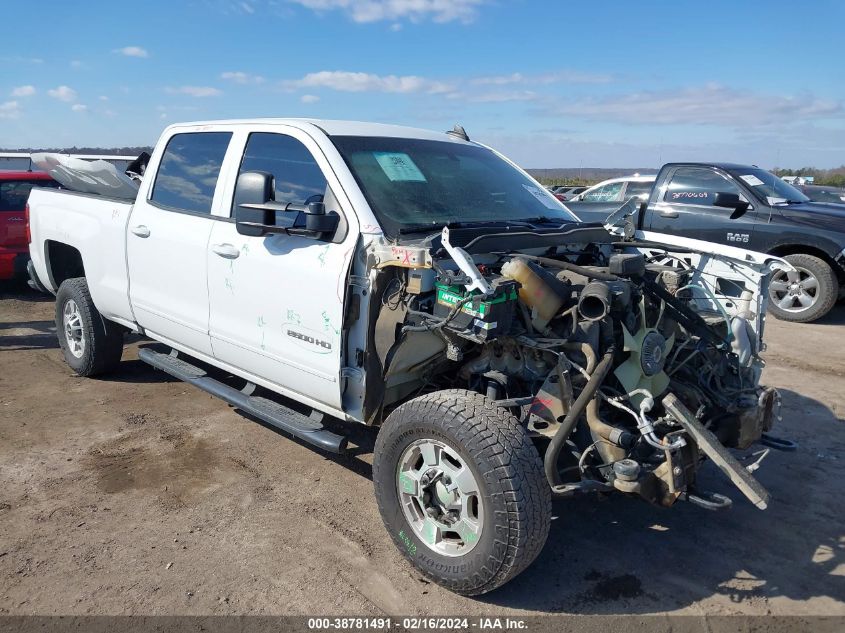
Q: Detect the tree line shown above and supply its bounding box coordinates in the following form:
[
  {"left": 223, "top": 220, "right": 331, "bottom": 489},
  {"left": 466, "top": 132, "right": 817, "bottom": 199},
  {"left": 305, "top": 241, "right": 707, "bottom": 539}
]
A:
[{"left": 773, "top": 166, "right": 845, "bottom": 188}]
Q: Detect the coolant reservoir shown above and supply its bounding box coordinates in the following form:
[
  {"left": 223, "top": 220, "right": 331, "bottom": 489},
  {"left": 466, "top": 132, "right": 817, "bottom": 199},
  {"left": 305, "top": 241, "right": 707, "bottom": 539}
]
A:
[{"left": 501, "top": 257, "right": 565, "bottom": 329}]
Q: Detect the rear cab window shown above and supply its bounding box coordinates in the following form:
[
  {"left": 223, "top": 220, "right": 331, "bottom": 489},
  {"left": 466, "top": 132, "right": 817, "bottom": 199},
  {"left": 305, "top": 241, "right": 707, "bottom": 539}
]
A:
[
  {"left": 0, "top": 179, "right": 62, "bottom": 212},
  {"left": 150, "top": 132, "right": 233, "bottom": 214}
]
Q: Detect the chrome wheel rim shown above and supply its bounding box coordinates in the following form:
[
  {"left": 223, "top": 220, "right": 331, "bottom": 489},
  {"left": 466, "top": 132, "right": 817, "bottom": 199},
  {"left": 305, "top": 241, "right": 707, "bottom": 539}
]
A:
[
  {"left": 63, "top": 299, "right": 85, "bottom": 358},
  {"left": 396, "top": 439, "right": 483, "bottom": 557},
  {"left": 770, "top": 267, "right": 820, "bottom": 313}
]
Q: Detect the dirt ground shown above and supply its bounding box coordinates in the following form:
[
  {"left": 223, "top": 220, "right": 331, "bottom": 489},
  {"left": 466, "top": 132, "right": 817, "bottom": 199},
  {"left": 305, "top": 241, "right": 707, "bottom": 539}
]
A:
[{"left": 0, "top": 282, "right": 843, "bottom": 617}]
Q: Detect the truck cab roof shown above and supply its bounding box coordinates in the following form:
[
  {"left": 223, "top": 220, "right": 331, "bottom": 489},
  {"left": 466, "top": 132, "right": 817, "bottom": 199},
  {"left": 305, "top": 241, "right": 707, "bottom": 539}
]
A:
[
  {"left": 163, "top": 118, "right": 464, "bottom": 143},
  {"left": 660, "top": 162, "right": 758, "bottom": 172}
]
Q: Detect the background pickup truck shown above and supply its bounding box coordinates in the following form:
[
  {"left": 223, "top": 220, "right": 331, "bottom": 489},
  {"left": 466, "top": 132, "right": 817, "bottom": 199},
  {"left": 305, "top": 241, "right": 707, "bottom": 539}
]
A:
[{"left": 566, "top": 162, "right": 845, "bottom": 322}]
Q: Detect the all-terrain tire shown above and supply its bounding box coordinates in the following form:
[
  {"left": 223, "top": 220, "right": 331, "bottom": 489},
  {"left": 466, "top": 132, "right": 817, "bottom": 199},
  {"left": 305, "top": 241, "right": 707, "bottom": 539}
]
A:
[
  {"left": 768, "top": 254, "right": 838, "bottom": 323},
  {"left": 55, "top": 277, "right": 124, "bottom": 376},
  {"left": 373, "top": 389, "right": 551, "bottom": 596}
]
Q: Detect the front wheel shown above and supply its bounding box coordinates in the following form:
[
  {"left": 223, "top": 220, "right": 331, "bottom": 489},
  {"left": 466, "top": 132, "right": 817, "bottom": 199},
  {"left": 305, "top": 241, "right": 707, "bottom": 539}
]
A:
[
  {"left": 55, "top": 277, "right": 124, "bottom": 376},
  {"left": 373, "top": 389, "right": 551, "bottom": 596},
  {"left": 768, "top": 253, "right": 838, "bottom": 323}
]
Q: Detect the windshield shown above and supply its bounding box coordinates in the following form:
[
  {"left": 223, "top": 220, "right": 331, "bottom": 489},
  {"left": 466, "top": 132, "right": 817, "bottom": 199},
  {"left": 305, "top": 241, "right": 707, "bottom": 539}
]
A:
[
  {"left": 730, "top": 167, "right": 810, "bottom": 203},
  {"left": 331, "top": 136, "right": 579, "bottom": 236}
]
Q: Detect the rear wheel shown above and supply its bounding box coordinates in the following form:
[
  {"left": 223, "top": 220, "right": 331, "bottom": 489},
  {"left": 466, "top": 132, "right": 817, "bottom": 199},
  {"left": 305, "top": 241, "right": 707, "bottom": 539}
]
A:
[
  {"left": 55, "top": 277, "right": 124, "bottom": 376},
  {"left": 768, "top": 254, "right": 838, "bottom": 323},
  {"left": 373, "top": 389, "right": 551, "bottom": 596}
]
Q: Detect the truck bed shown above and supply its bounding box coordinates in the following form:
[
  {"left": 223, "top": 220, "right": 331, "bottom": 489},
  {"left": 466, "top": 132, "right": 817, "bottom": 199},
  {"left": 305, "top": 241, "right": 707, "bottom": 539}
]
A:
[{"left": 28, "top": 187, "right": 135, "bottom": 326}]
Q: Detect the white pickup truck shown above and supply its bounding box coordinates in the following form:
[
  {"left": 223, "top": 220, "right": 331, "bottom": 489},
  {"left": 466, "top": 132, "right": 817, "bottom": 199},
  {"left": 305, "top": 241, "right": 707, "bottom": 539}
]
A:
[{"left": 28, "top": 119, "right": 791, "bottom": 595}]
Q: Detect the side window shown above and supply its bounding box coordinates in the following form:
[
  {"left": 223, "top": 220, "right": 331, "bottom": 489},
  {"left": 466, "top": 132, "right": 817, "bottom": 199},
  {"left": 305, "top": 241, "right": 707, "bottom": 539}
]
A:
[
  {"left": 625, "top": 180, "right": 652, "bottom": 200},
  {"left": 584, "top": 181, "right": 623, "bottom": 202},
  {"left": 151, "top": 132, "right": 232, "bottom": 214},
  {"left": 664, "top": 167, "right": 740, "bottom": 206},
  {"left": 233, "top": 133, "right": 328, "bottom": 214}
]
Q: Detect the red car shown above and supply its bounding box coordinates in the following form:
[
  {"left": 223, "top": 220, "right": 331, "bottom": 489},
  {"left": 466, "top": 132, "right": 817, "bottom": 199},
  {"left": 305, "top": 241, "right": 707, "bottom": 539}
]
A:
[{"left": 0, "top": 171, "right": 61, "bottom": 282}]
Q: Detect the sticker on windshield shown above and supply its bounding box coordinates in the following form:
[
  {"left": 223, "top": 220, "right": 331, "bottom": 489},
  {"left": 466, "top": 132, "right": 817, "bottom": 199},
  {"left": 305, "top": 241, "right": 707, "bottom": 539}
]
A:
[
  {"left": 373, "top": 152, "right": 426, "bottom": 182},
  {"left": 740, "top": 174, "right": 765, "bottom": 187},
  {"left": 522, "top": 184, "right": 561, "bottom": 210}
]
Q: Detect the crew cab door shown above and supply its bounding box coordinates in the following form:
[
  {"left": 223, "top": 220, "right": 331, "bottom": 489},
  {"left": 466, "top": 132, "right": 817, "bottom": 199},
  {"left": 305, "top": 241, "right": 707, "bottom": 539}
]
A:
[
  {"left": 206, "top": 129, "right": 358, "bottom": 410},
  {"left": 647, "top": 166, "right": 757, "bottom": 246},
  {"left": 127, "top": 131, "right": 233, "bottom": 356}
]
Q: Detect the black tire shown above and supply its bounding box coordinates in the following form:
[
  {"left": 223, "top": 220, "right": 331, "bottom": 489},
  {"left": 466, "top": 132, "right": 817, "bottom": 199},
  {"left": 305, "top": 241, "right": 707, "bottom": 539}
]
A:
[
  {"left": 768, "top": 254, "right": 838, "bottom": 323},
  {"left": 55, "top": 277, "right": 124, "bottom": 376},
  {"left": 373, "top": 389, "right": 551, "bottom": 596}
]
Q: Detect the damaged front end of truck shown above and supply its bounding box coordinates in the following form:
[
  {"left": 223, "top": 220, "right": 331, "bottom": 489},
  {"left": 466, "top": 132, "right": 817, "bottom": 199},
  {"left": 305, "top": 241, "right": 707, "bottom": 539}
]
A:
[{"left": 363, "top": 210, "right": 790, "bottom": 511}]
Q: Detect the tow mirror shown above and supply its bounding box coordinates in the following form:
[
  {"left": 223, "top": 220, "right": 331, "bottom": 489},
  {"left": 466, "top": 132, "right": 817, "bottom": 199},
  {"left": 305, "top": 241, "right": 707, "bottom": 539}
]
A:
[
  {"left": 234, "top": 171, "right": 339, "bottom": 239},
  {"left": 714, "top": 192, "right": 750, "bottom": 215}
]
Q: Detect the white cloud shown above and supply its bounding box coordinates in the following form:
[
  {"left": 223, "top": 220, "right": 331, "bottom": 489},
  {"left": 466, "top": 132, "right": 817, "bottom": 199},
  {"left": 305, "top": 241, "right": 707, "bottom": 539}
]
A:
[
  {"left": 0, "top": 56, "right": 43, "bottom": 64},
  {"left": 548, "top": 84, "right": 844, "bottom": 127},
  {"left": 166, "top": 86, "right": 223, "bottom": 97},
  {"left": 455, "top": 90, "right": 540, "bottom": 103},
  {"left": 220, "top": 71, "right": 265, "bottom": 85},
  {"left": 99, "top": 95, "right": 109, "bottom": 101},
  {"left": 0, "top": 100, "right": 21, "bottom": 119},
  {"left": 471, "top": 70, "right": 612, "bottom": 86},
  {"left": 300, "top": 94, "right": 320, "bottom": 103},
  {"left": 47, "top": 85, "right": 77, "bottom": 102},
  {"left": 11, "top": 85, "right": 36, "bottom": 97},
  {"left": 239, "top": 1, "right": 255, "bottom": 13},
  {"left": 282, "top": 71, "right": 453, "bottom": 94},
  {"left": 114, "top": 46, "right": 149, "bottom": 58},
  {"left": 288, "top": 0, "right": 484, "bottom": 23},
  {"left": 280, "top": 68, "right": 612, "bottom": 104},
  {"left": 71, "top": 104, "right": 88, "bottom": 113}
]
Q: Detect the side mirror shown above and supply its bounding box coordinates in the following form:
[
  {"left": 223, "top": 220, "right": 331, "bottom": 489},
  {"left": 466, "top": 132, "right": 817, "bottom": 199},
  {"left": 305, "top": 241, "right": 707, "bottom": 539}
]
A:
[
  {"left": 713, "top": 192, "right": 750, "bottom": 214},
  {"left": 234, "top": 171, "right": 277, "bottom": 237},
  {"left": 234, "top": 171, "right": 339, "bottom": 239}
]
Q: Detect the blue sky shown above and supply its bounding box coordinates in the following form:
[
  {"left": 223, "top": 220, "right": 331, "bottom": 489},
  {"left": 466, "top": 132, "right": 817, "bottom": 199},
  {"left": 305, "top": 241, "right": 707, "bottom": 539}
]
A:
[{"left": 2, "top": 0, "right": 844, "bottom": 168}]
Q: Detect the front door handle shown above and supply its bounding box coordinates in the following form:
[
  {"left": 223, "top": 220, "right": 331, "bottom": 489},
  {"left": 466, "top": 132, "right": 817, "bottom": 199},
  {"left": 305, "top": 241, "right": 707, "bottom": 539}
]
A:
[
  {"left": 211, "top": 243, "right": 240, "bottom": 259},
  {"left": 658, "top": 209, "right": 679, "bottom": 218},
  {"left": 131, "top": 225, "right": 151, "bottom": 238}
]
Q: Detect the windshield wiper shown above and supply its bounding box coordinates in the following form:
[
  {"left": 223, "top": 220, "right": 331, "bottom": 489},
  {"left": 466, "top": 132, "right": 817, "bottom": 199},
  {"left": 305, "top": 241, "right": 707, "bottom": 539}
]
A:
[
  {"left": 514, "top": 216, "right": 567, "bottom": 226},
  {"left": 397, "top": 219, "right": 535, "bottom": 235}
]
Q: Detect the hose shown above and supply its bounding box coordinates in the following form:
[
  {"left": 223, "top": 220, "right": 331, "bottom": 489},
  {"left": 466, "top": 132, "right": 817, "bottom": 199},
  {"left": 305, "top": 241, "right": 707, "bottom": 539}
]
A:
[
  {"left": 586, "top": 398, "right": 631, "bottom": 463},
  {"left": 544, "top": 337, "right": 615, "bottom": 487},
  {"left": 402, "top": 295, "right": 473, "bottom": 333}
]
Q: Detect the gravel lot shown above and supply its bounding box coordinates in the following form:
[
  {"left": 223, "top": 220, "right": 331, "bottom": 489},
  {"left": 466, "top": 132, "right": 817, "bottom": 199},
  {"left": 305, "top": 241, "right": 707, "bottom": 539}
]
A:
[{"left": 1, "top": 282, "right": 843, "bottom": 616}]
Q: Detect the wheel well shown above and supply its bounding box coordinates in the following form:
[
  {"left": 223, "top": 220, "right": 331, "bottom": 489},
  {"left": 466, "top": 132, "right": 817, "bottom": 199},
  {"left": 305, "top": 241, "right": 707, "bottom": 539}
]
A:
[
  {"left": 767, "top": 244, "right": 844, "bottom": 285},
  {"left": 46, "top": 241, "right": 85, "bottom": 288}
]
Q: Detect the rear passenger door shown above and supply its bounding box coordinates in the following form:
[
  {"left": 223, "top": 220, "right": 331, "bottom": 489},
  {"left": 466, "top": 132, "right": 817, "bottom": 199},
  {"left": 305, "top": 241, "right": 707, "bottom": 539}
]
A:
[
  {"left": 127, "top": 131, "right": 232, "bottom": 357},
  {"left": 648, "top": 166, "right": 757, "bottom": 245}
]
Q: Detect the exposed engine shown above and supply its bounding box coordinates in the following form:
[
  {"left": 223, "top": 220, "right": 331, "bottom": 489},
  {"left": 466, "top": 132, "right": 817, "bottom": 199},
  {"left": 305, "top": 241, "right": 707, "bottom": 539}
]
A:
[{"left": 371, "top": 226, "right": 782, "bottom": 510}]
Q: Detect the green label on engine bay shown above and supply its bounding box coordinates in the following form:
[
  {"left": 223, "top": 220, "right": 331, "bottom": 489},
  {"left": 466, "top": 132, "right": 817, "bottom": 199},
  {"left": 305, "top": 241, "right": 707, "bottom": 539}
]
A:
[{"left": 435, "top": 283, "right": 517, "bottom": 318}]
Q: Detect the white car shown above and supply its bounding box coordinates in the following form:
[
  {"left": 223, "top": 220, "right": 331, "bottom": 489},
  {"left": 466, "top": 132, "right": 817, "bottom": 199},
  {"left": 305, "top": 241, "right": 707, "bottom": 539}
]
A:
[
  {"left": 573, "top": 174, "right": 656, "bottom": 202},
  {"left": 27, "top": 119, "right": 788, "bottom": 596}
]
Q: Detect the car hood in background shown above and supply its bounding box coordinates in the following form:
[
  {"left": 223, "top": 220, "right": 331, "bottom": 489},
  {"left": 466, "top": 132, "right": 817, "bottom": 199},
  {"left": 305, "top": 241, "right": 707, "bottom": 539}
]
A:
[{"left": 775, "top": 201, "right": 845, "bottom": 231}]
